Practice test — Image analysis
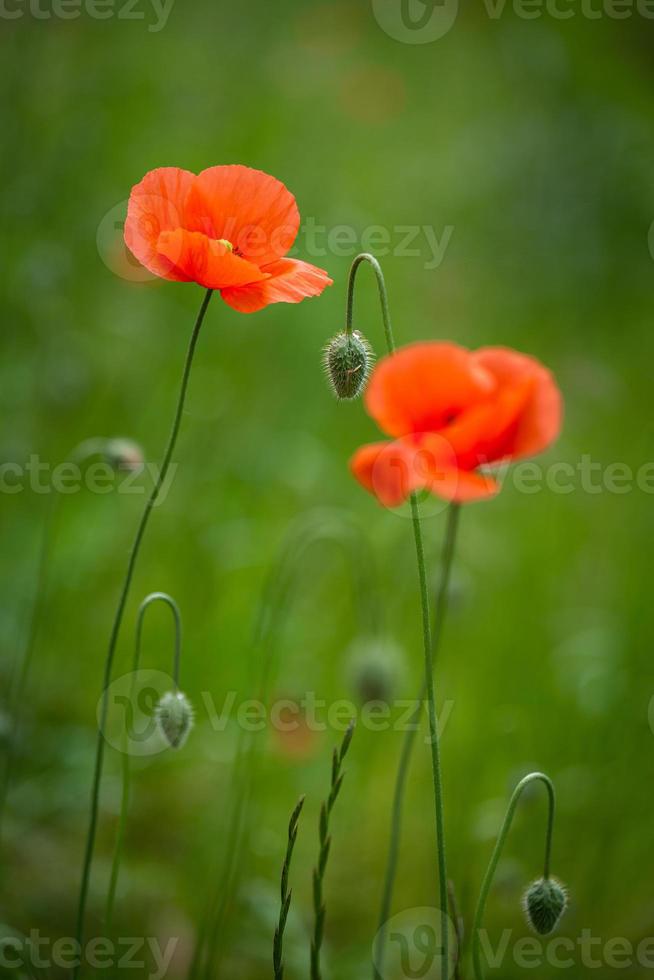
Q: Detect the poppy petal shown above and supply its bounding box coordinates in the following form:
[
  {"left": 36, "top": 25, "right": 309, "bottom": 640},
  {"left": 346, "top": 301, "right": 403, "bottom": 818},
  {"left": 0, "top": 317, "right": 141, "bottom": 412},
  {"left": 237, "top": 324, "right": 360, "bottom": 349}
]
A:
[
  {"left": 124, "top": 167, "right": 196, "bottom": 281},
  {"left": 219, "top": 258, "right": 333, "bottom": 314},
  {"left": 365, "top": 342, "right": 496, "bottom": 439},
  {"left": 428, "top": 465, "right": 499, "bottom": 502},
  {"left": 441, "top": 379, "right": 534, "bottom": 468},
  {"left": 350, "top": 441, "right": 421, "bottom": 508},
  {"left": 156, "top": 229, "right": 268, "bottom": 290},
  {"left": 185, "top": 165, "right": 300, "bottom": 267},
  {"left": 350, "top": 436, "right": 499, "bottom": 506},
  {"left": 472, "top": 347, "right": 562, "bottom": 460}
]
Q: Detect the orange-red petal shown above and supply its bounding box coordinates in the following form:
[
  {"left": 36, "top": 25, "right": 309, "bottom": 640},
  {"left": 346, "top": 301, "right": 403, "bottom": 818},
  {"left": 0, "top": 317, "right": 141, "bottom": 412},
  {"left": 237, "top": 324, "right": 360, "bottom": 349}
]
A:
[
  {"left": 124, "top": 167, "right": 196, "bottom": 281},
  {"left": 185, "top": 165, "right": 300, "bottom": 267},
  {"left": 350, "top": 441, "right": 421, "bottom": 508},
  {"left": 156, "top": 229, "right": 268, "bottom": 290},
  {"left": 351, "top": 434, "right": 499, "bottom": 506},
  {"left": 472, "top": 347, "right": 563, "bottom": 460},
  {"left": 365, "top": 342, "right": 496, "bottom": 439},
  {"left": 220, "top": 258, "right": 333, "bottom": 313}
]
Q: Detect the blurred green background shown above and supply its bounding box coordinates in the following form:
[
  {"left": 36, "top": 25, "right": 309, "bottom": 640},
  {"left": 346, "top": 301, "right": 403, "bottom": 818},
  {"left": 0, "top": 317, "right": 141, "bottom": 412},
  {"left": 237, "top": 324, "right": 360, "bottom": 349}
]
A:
[{"left": 2, "top": 1, "right": 654, "bottom": 977}]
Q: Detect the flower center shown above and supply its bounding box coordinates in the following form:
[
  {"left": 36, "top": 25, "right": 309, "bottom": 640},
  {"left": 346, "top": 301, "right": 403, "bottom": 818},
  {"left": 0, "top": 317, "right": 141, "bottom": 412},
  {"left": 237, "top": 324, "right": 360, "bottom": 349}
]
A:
[{"left": 215, "top": 238, "right": 234, "bottom": 252}]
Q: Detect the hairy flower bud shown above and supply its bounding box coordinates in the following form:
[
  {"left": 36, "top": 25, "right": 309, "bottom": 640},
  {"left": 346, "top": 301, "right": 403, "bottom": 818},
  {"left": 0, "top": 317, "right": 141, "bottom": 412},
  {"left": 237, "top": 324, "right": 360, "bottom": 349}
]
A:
[
  {"left": 155, "top": 691, "right": 194, "bottom": 749},
  {"left": 523, "top": 877, "right": 567, "bottom": 935},
  {"left": 104, "top": 438, "right": 144, "bottom": 473},
  {"left": 323, "top": 330, "right": 373, "bottom": 400}
]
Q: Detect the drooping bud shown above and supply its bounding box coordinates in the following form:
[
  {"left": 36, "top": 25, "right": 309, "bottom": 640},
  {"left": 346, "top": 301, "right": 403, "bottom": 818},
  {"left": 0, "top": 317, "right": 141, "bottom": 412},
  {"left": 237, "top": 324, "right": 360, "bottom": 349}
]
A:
[
  {"left": 323, "top": 330, "right": 373, "bottom": 400},
  {"left": 155, "top": 691, "right": 194, "bottom": 749},
  {"left": 104, "top": 438, "right": 144, "bottom": 473},
  {"left": 523, "top": 877, "right": 567, "bottom": 935},
  {"left": 347, "top": 638, "right": 404, "bottom": 705}
]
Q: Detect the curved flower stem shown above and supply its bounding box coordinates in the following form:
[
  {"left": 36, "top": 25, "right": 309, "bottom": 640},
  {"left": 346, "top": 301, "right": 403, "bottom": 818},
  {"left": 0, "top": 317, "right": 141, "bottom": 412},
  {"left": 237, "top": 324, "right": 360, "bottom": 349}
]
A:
[
  {"left": 409, "top": 493, "right": 449, "bottom": 979},
  {"left": 472, "top": 772, "right": 556, "bottom": 980},
  {"left": 73, "top": 288, "right": 213, "bottom": 976},
  {"left": 374, "top": 503, "right": 460, "bottom": 978},
  {"left": 104, "top": 592, "right": 182, "bottom": 939},
  {"left": 345, "top": 253, "right": 395, "bottom": 354}
]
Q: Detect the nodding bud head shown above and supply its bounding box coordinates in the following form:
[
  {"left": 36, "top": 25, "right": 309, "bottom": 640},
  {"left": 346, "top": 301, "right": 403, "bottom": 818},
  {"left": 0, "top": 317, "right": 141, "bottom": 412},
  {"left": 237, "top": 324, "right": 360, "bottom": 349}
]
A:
[
  {"left": 155, "top": 691, "right": 194, "bottom": 749},
  {"left": 323, "top": 330, "right": 373, "bottom": 400},
  {"left": 104, "top": 438, "right": 144, "bottom": 473},
  {"left": 523, "top": 877, "right": 567, "bottom": 936},
  {"left": 348, "top": 638, "right": 404, "bottom": 706}
]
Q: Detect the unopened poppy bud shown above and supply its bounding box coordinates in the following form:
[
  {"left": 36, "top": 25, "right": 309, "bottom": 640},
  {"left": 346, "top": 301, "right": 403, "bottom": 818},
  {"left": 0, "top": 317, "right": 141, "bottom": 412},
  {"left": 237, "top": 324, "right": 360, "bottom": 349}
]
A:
[
  {"left": 523, "top": 877, "right": 567, "bottom": 935},
  {"left": 347, "top": 638, "right": 403, "bottom": 705},
  {"left": 155, "top": 691, "right": 194, "bottom": 749},
  {"left": 323, "top": 330, "right": 373, "bottom": 400},
  {"left": 104, "top": 438, "right": 144, "bottom": 473}
]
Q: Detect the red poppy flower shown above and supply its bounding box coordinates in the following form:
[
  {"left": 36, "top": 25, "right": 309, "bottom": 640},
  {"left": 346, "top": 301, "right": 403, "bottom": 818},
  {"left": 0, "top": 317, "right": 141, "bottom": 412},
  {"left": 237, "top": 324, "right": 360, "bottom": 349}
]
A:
[
  {"left": 124, "top": 165, "right": 332, "bottom": 313},
  {"left": 350, "top": 342, "right": 562, "bottom": 506}
]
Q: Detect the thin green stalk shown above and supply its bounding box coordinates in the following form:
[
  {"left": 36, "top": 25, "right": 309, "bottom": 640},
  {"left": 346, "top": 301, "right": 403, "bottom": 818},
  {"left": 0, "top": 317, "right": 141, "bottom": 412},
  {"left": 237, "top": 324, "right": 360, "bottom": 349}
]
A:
[
  {"left": 273, "top": 795, "right": 305, "bottom": 980},
  {"left": 0, "top": 492, "right": 56, "bottom": 839},
  {"left": 73, "top": 288, "right": 213, "bottom": 975},
  {"left": 0, "top": 438, "right": 115, "bottom": 839},
  {"left": 345, "top": 253, "right": 395, "bottom": 354},
  {"left": 311, "top": 721, "right": 355, "bottom": 980},
  {"left": 374, "top": 504, "right": 460, "bottom": 978},
  {"left": 104, "top": 592, "right": 182, "bottom": 939},
  {"left": 410, "top": 493, "right": 449, "bottom": 979},
  {"left": 193, "top": 512, "right": 380, "bottom": 980},
  {"left": 472, "top": 773, "right": 556, "bottom": 980},
  {"left": 344, "top": 252, "right": 454, "bottom": 979}
]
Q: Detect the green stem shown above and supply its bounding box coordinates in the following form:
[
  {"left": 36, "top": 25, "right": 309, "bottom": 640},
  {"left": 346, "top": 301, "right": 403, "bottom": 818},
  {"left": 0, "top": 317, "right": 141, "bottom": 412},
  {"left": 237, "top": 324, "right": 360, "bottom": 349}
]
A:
[
  {"left": 345, "top": 253, "right": 395, "bottom": 354},
  {"left": 0, "top": 492, "right": 56, "bottom": 839},
  {"left": 273, "top": 795, "right": 305, "bottom": 980},
  {"left": 194, "top": 511, "right": 381, "bottom": 980},
  {"left": 410, "top": 493, "right": 449, "bottom": 979},
  {"left": 73, "top": 288, "right": 213, "bottom": 976},
  {"left": 311, "top": 722, "right": 355, "bottom": 980},
  {"left": 104, "top": 592, "right": 182, "bottom": 939},
  {"left": 374, "top": 503, "right": 460, "bottom": 979},
  {"left": 472, "top": 772, "right": 556, "bottom": 980},
  {"left": 0, "top": 439, "right": 116, "bottom": 839}
]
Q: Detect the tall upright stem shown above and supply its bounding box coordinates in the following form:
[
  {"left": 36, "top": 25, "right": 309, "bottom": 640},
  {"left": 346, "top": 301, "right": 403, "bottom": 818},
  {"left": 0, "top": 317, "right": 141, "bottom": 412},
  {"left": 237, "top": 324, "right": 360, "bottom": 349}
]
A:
[
  {"left": 472, "top": 773, "right": 556, "bottom": 980},
  {"left": 374, "top": 503, "right": 460, "bottom": 978},
  {"left": 345, "top": 252, "right": 451, "bottom": 978},
  {"left": 409, "top": 493, "right": 449, "bottom": 979},
  {"left": 73, "top": 288, "right": 213, "bottom": 974}
]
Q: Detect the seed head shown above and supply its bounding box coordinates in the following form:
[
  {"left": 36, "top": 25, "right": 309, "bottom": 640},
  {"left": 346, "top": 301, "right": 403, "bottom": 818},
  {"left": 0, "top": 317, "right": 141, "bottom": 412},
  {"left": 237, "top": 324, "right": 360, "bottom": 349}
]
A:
[
  {"left": 523, "top": 877, "right": 567, "bottom": 936},
  {"left": 323, "top": 330, "right": 373, "bottom": 400},
  {"left": 155, "top": 691, "right": 194, "bottom": 749}
]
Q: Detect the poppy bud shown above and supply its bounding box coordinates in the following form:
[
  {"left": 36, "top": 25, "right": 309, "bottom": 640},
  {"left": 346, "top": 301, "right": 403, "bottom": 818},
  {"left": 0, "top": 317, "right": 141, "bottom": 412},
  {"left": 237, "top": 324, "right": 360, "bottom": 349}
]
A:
[
  {"left": 323, "top": 330, "right": 373, "bottom": 400},
  {"left": 347, "top": 638, "right": 404, "bottom": 705},
  {"left": 104, "top": 438, "right": 144, "bottom": 473},
  {"left": 523, "top": 877, "right": 567, "bottom": 935},
  {"left": 155, "top": 691, "right": 194, "bottom": 749}
]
